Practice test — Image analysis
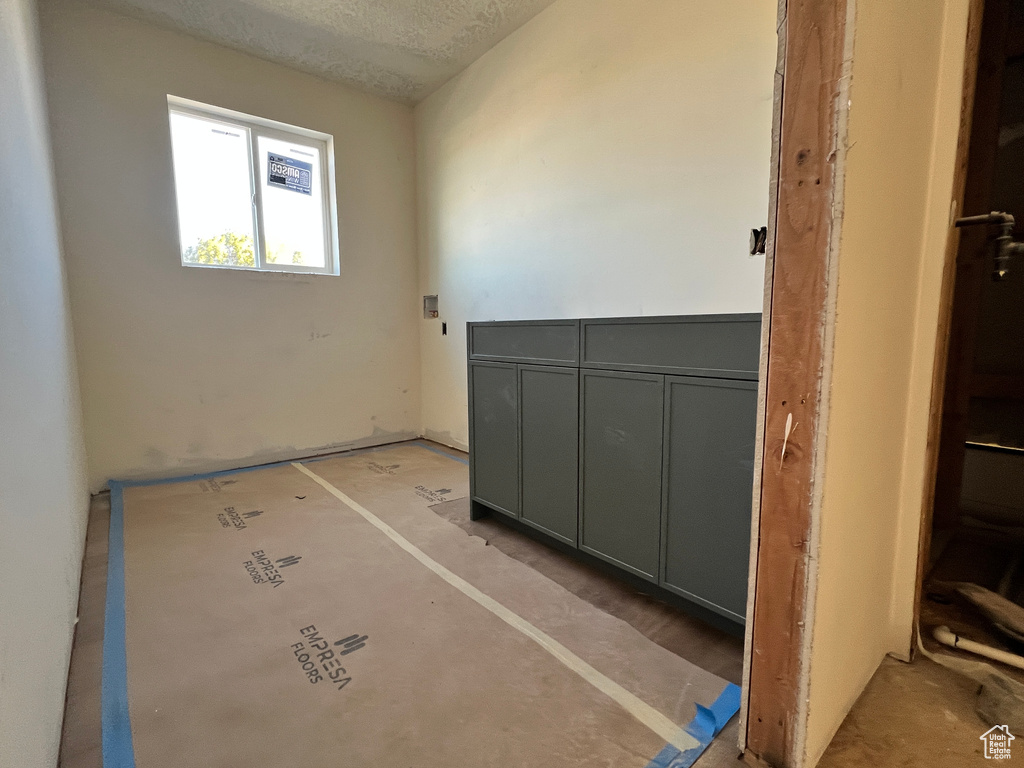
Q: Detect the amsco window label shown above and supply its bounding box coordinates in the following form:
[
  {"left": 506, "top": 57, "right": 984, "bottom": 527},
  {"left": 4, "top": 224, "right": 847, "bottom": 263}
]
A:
[{"left": 267, "top": 153, "right": 312, "bottom": 195}]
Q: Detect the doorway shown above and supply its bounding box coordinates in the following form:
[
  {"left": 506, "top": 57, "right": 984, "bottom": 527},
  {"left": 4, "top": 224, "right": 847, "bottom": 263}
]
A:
[{"left": 920, "top": 0, "right": 1024, "bottom": 688}]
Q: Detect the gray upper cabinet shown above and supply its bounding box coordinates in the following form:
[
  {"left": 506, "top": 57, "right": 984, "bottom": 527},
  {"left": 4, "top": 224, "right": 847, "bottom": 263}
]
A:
[
  {"left": 579, "top": 370, "right": 665, "bottom": 579},
  {"left": 519, "top": 365, "right": 579, "bottom": 544},
  {"left": 468, "top": 361, "right": 519, "bottom": 518},
  {"left": 662, "top": 377, "right": 758, "bottom": 621},
  {"left": 467, "top": 314, "right": 761, "bottom": 627}
]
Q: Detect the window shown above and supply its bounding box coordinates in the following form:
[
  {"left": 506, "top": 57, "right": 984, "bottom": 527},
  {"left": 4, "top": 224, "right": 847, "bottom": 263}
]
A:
[{"left": 167, "top": 96, "right": 339, "bottom": 275}]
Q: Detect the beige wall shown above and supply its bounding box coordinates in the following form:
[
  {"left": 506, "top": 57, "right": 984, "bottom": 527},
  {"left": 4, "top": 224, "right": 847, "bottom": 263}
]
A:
[
  {"left": 0, "top": 0, "right": 90, "bottom": 764},
  {"left": 414, "top": 0, "right": 777, "bottom": 449},
  {"left": 799, "top": 1, "right": 971, "bottom": 764},
  {"left": 39, "top": 0, "right": 421, "bottom": 490}
]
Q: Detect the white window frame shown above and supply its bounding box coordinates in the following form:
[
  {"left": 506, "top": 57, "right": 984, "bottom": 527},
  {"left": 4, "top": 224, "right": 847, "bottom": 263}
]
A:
[{"left": 167, "top": 95, "right": 340, "bottom": 276}]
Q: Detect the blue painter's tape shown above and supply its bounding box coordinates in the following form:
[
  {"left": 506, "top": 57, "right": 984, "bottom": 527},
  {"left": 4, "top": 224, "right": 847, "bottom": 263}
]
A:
[
  {"left": 109, "top": 441, "right": 431, "bottom": 489},
  {"left": 97, "top": 437, "right": 465, "bottom": 767},
  {"left": 100, "top": 443, "right": 411, "bottom": 763},
  {"left": 302, "top": 442, "right": 410, "bottom": 465},
  {"left": 107, "top": 439, "right": 467, "bottom": 491},
  {"left": 113, "top": 459, "right": 293, "bottom": 488},
  {"left": 414, "top": 441, "right": 469, "bottom": 465},
  {"left": 102, "top": 481, "right": 136, "bottom": 768},
  {"left": 645, "top": 683, "right": 742, "bottom": 768}
]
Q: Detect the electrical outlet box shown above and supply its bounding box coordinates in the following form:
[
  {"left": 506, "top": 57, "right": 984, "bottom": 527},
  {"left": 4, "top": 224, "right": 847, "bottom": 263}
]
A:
[{"left": 423, "top": 295, "right": 439, "bottom": 319}]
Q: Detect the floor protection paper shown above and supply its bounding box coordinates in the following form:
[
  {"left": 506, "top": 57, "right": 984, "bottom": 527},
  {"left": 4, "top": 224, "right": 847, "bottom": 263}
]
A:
[{"left": 104, "top": 442, "right": 737, "bottom": 767}]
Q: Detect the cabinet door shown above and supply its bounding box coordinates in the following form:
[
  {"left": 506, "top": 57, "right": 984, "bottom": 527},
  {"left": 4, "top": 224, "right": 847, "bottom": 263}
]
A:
[
  {"left": 469, "top": 361, "right": 519, "bottom": 517},
  {"left": 519, "top": 365, "right": 579, "bottom": 544},
  {"left": 579, "top": 370, "right": 664, "bottom": 580},
  {"left": 662, "top": 376, "right": 757, "bottom": 622}
]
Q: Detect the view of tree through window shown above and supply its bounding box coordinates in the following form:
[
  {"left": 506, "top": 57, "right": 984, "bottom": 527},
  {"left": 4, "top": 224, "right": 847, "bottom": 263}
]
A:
[
  {"left": 183, "top": 233, "right": 254, "bottom": 267},
  {"left": 182, "top": 233, "right": 303, "bottom": 267}
]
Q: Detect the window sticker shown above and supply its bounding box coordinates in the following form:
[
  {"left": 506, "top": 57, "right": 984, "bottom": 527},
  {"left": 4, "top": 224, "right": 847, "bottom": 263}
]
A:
[{"left": 267, "top": 152, "right": 313, "bottom": 195}]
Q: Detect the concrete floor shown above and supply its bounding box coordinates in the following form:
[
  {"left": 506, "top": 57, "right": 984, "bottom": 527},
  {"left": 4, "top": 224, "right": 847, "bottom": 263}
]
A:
[
  {"left": 430, "top": 495, "right": 746, "bottom": 766},
  {"left": 61, "top": 446, "right": 1024, "bottom": 768},
  {"left": 817, "top": 527, "right": 1024, "bottom": 767},
  {"left": 818, "top": 655, "right": 1021, "bottom": 767},
  {"left": 429, "top": 500, "right": 1024, "bottom": 767},
  {"left": 58, "top": 442, "right": 746, "bottom": 766},
  {"left": 430, "top": 496, "right": 745, "bottom": 685},
  {"left": 59, "top": 493, "right": 107, "bottom": 768}
]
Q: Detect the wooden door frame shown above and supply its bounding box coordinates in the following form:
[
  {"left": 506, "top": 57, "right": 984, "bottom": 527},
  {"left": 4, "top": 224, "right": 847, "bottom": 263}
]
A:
[
  {"left": 742, "top": 1, "right": 987, "bottom": 766},
  {"left": 742, "top": 1, "right": 851, "bottom": 765}
]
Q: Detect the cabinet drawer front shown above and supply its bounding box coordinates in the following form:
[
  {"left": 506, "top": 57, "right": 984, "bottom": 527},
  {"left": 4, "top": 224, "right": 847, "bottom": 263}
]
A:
[
  {"left": 469, "top": 321, "right": 579, "bottom": 365},
  {"left": 662, "top": 376, "right": 757, "bottom": 621},
  {"left": 579, "top": 370, "right": 664, "bottom": 580},
  {"left": 581, "top": 315, "right": 761, "bottom": 378},
  {"left": 520, "top": 365, "right": 579, "bottom": 544},
  {"left": 469, "top": 362, "right": 519, "bottom": 517}
]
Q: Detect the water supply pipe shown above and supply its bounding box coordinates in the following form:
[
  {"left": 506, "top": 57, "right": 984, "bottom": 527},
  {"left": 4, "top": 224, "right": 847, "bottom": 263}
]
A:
[{"left": 933, "top": 625, "right": 1024, "bottom": 672}]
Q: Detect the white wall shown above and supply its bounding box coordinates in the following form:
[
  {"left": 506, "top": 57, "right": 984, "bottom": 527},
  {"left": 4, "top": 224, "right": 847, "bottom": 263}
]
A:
[
  {"left": 39, "top": 0, "right": 421, "bottom": 490},
  {"left": 415, "top": 0, "right": 777, "bottom": 448},
  {"left": 0, "top": 0, "right": 90, "bottom": 764},
  {"left": 799, "top": 1, "right": 971, "bottom": 764}
]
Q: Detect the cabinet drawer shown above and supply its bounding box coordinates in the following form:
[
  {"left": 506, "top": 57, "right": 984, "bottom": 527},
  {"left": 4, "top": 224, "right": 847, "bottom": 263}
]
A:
[
  {"left": 469, "top": 320, "right": 579, "bottom": 365},
  {"left": 581, "top": 315, "right": 761, "bottom": 378}
]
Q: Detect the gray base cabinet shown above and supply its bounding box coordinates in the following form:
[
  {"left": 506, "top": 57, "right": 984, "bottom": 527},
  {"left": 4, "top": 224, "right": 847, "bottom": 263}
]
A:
[
  {"left": 468, "top": 361, "right": 519, "bottom": 518},
  {"left": 520, "top": 365, "right": 579, "bottom": 544},
  {"left": 468, "top": 314, "right": 760, "bottom": 627},
  {"left": 580, "top": 370, "right": 664, "bottom": 579},
  {"left": 662, "top": 376, "right": 757, "bottom": 622}
]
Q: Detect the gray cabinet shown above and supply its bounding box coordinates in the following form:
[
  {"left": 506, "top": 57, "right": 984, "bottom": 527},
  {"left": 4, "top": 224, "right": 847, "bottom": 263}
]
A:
[
  {"left": 468, "top": 361, "right": 519, "bottom": 518},
  {"left": 580, "top": 370, "right": 664, "bottom": 579},
  {"left": 581, "top": 315, "right": 761, "bottom": 379},
  {"left": 520, "top": 365, "right": 578, "bottom": 544},
  {"left": 469, "top": 320, "right": 579, "bottom": 366},
  {"left": 661, "top": 377, "right": 758, "bottom": 622},
  {"left": 468, "top": 314, "right": 760, "bottom": 627},
  {"left": 468, "top": 321, "right": 580, "bottom": 526}
]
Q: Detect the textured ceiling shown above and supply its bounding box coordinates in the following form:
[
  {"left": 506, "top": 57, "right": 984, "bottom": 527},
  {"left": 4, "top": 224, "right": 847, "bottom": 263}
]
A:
[{"left": 90, "top": 0, "right": 558, "bottom": 103}]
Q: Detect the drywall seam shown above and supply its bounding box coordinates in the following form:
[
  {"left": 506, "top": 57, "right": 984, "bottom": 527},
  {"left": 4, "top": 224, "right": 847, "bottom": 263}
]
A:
[{"left": 795, "top": 0, "right": 858, "bottom": 765}]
